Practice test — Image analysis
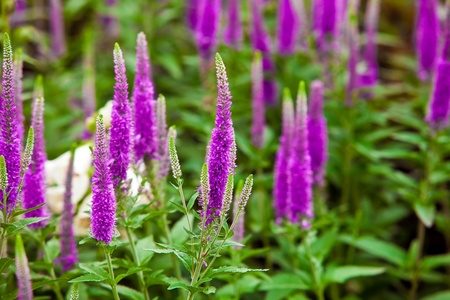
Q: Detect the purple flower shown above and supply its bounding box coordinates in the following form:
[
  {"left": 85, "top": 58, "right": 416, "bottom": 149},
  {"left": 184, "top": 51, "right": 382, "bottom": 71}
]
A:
[
  {"left": 249, "top": 0, "right": 271, "bottom": 53},
  {"left": 206, "top": 54, "right": 235, "bottom": 225},
  {"left": 273, "top": 89, "right": 295, "bottom": 224},
  {"left": 132, "top": 33, "right": 158, "bottom": 163},
  {"left": 251, "top": 52, "right": 265, "bottom": 149},
  {"left": 15, "top": 234, "right": 33, "bottom": 300},
  {"left": 59, "top": 148, "right": 78, "bottom": 270},
  {"left": 23, "top": 97, "right": 49, "bottom": 228},
  {"left": 49, "top": 0, "right": 67, "bottom": 58},
  {"left": 0, "top": 34, "right": 21, "bottom": 213},
  {"left": 157, "top": 97, "right": 172, "bottom": 179},
  {"left": 442, "top": 1, "right": 450, "bottom": 61},
  {"left": 250, "top": 0, "right": 278, "bottom": 105},
  {"left": 92, "top": 116, "right": 116, "bottom": 244},
  {"left": 308, "top": 80, "right": 327, "bottom": 184},
  {"left": 277, "top": 0, "right": 300, "bottom": 55},
  {"left": 287, "top": 82, "right": 313, "bottom": 223},
  {"left": 426, "top": 60, "right": 450, "bottom": 130},
  {"left": 195, "top": 0, "right": 222, "bottom": 61},
  {"left": 10, "top": 0, "right": 28, "bottom": 28},
  {"left": 14, "top": 49, "right": 24, "bottom": 148},
  {"left": 186, "top": 0, "right": 200, "bottom": 32},
  {"left": 313, "top": 0, "right": 338, "bottom": 52},
  {"left": 415, "top": 0, "right": 440, "bottom": 81},
  {"left": 358, "top": 0, "right": 380, "bottom": 87},
  {"left": 109, "top": 43, "right": 132, "bottom": 187},
  {"left": 223, "top": 0, "right": 243, "bottom": 50}
]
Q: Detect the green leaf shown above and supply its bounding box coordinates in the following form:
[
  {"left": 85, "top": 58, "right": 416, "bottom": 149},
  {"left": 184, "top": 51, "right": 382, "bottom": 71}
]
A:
[
  {"left": 324, "top": 265, "right": 385, "bottom": 284},
  {"left": 259, "top": 273, "right": 309, "bottom": 291},
  {"left": 169, "top": 200, "right": 186, "bottom": 214},
  {"left": 115, "top": 267, "right": 146, "bottom": 284},
  {"left": 170, "top": 214, "right": 193, "bottom": 244},
  {"left": 204, "top": 266, "right": 268, "bottom": 280},
  {"left": 11, "top": 203, "right": 45, "bottom": 217},
  {"left": 78, "top": 263, "right": 109, "bottom": 280},
  {"left": 46, "top": 237, "right": 60, "bottom": 261},
  {"left": 6, "top": 217, "right": 49, "bottom": 236},
  {"left": 69, "top": 273, "right": 105, "bottom": 283},
  {"left": 421, "top": 254, "right": 450, "bottom": 270},
  {"left": 187, "top": 191, "right": 199, "bottom": 211},
  {"left": 116, "top": 285, "right": 145, "bottom": 300},
  {"left": 420, "top": 291, "right": 450, "bottom": 300},
  {"left": 414, "top": 203, "right": 435, "bottom": 228},
  {"left": 339, "top": 235, "right": 406, "bottom": 266},
  {"left": 0, "top": 258, "right": 13, "bottom": 274}
]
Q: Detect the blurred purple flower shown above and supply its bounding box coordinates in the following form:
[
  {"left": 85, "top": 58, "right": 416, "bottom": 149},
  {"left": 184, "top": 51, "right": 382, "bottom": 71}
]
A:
[
  {"left": 186, "top": 0, "right": 200, "bottom": 32},
  {"left": 251, "top": 52, "right": 265, "bottom": 149},
  {"left": 59, "top": 149, "right": 78, "bottom": 270},
  {"left": 109, "top": 43, "right": 132, "bottom": 188},
  {"left": 277, "top": 0, "right": 300, "bottom": 55},
  {"left": 308, "top": 80, "right": 327, "bottom": 184},
  {"left": 358, "top": 0, "right": 380, "bottom": 87},
  {"left": 287, "top": 82, "right": 313, "bottom": 223},
  {"left": 442, "top": 1, "right": 450, "bottom": 61},
  {"left": 206, "top": 54, "right": 235, "bottom": 225},
  {"left": 426, "top": 60, "right": 450, "bottom": 130},
  {"left": 273, "top": 89, "right": 295, "bottom": 224},
  {"left": 195, "top": 0, "right": 222, "bottom": 61},
  {"left": 92, "top": 116, "right": 116, "bottom": 244},
  {"left": 223, "top": 0, "right": 243, "bottom": 50},
  {"left": 23, "top": 97, "right": 49, "bottom": 228},
  {"left": 313, "top": 0, "right": 338, "bottom": 52},
  {"left": 10, "top": 0, "right": 28, "bottom": 28},
  {"left": 415, "top": 0, "right": 440, "bottom": 81},
  {"left": 0, "top": 34, "right": 21, "bottom": 213},
  {"left": 345, "top": 5, "right": 360, "bottom": 106},
  {"left": 49, "top": 0, "right": 67, "bottom": 58}
]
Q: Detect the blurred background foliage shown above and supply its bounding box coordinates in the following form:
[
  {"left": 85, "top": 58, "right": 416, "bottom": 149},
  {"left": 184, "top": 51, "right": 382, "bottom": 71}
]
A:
[{"left": 3, "top": 0, "right": 450, "bottom": 299}]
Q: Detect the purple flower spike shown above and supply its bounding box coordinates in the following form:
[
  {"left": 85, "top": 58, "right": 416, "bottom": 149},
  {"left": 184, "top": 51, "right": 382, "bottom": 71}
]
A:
[
  {"left": 250, "top": 0, "right": 271, "bottom": 53},
  {"left": 273, "top": 88, "right": 295, "bottom": 224},
  {"left": 186, "top": 0, "right": 200, "bottom": 32},
  {"left": 308, "top": 80, "right": 328, "bottom": 184},
  {"left": 358, "top": 0, "right": 380, "bottom": 87},
  {"left": 195, "top": 0, "right": 222, "bottom": 61},
  {"left": 109, "top": 43, "right": 132, "bottom": 187},
  {"left": 442, "top": 1, "right": 450, "bottom": 61},
  {"left": 223, "top": 0, "right": 243, "bottom": 50},
  {"left": 251, "top": 52, "right": 265, "bottom": 149},
  {"left": 415, "top": 0, "right": 440, "bottom": 81},
  {"left": 426, "top": 60, "right": 450, "bottom": 131},
  {"left": 206, "top": 54, "right": 236, "bottom": 225},
  {"left": 59, "top": 149, "right": 78, "bottom": 271},
  {"left": 313, "top": 0, "right": 338, "bottom": 51},
  {"left": 15, "top": 234, "right": 33, "bottom": 300},
  {"left": 277, "top": 0, "right": 300, "bottom": 55},
  {"left": 287, "top": 82, "right": 313, "bottom": 223},
  {"left": 92, "top": 116, "right": 116, "bottom": 244},
  {"left": 49, "top": 0, "right": 67, "bottom": 58},
  {"left": 133, "top": 33, "right": 157, "bottom": 163},
  {"left": 0, "top": 33, "right": 21, "bottom": 213},
  {"left": 23, "top": 97, "right": 49, "bottom": 228}
]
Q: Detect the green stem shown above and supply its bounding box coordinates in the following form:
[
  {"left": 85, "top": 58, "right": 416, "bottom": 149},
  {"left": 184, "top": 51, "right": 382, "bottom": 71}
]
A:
[
  {"left": 340, "top": 106, "right": 354, "bottom": 210},
  {"left": 104, "top": 246, "right": 120, "bottom": 300},
  {"left": 409, "top": 221, "right": 425, "bottom": 300},
  {"left": 40, "top": 231, "right": 64, "bottom": 300},
  {"left": 176, "top": 180, "right": 195, "bottom": 275},
  {"left": 125, "top": 225, "right": 150, "bottom": 300},
  {"left": 305, "top": 236, "right": 324, "bottom": 300}
]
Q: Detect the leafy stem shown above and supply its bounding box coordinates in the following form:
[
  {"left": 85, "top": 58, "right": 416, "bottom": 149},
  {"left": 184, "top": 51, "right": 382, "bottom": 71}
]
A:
[
  {"left": 104, "top": 245, "right": 120, "bottom": 300},
  {"left": 304, "top": 233, "right": 324, "bottom": 300},
  {"left": 40, "top": 229, "right": 64, "bottom": 300},
  {"left": 124, "top": 223, "right": 150, "bottom": 300}
]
